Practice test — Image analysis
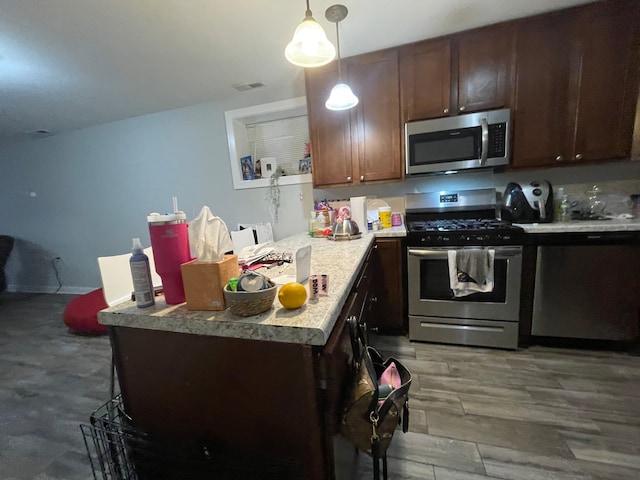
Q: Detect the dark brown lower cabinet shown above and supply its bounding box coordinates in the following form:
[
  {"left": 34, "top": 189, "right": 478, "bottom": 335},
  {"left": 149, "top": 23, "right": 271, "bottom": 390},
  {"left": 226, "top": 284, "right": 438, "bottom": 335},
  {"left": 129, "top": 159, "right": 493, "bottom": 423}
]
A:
[
  {"left": 370, "top": 238, "right": 406, "bottom": 334},
  {"left": 107, "top": 247, "right": 378, "bottom": 479}
]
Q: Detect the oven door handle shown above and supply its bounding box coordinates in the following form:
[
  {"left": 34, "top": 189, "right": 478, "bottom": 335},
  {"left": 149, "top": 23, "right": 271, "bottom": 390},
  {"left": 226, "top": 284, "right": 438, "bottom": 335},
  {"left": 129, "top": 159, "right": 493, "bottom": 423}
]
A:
[
  {"left": 408, "top": 248, "right": 521, "bottom": 259},
  {"left": 408, "top": 249, "right": 449, "bottom": 259}
]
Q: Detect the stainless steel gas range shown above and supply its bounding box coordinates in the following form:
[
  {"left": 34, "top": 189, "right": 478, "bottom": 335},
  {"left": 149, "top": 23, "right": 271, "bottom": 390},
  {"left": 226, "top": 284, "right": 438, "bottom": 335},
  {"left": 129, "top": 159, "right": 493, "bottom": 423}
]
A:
[{"left": 405, "top": 188, "right": 524, "bottom": 350}]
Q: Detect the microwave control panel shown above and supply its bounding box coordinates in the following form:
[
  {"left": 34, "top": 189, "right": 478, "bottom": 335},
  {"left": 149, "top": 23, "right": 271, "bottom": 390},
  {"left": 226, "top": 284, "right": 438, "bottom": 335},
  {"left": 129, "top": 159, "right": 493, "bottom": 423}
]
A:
[{"left": 488, "top": 123, "right": 507, "bottom": 157}]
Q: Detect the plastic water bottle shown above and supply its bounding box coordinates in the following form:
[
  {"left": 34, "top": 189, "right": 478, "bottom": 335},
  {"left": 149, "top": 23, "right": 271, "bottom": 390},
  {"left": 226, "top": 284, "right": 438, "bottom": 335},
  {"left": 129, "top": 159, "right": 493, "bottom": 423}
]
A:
[
  {"left": 559, "top": 195, "right": 571, "bottom": 222},
  {"left": 130, "top": 238, "right": 155, "bottom": 308}
]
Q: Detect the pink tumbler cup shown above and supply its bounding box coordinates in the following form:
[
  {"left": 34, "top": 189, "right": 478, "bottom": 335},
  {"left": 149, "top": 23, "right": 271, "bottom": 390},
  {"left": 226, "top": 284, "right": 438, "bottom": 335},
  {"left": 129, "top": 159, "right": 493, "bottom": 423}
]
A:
[{"left": 148, "top": 213, "right": 191, "bottom": 304}]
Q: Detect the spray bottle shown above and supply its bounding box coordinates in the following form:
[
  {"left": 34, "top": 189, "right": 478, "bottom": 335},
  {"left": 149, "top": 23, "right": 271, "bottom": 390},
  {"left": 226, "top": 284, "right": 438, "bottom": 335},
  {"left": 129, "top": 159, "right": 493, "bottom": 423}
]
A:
[{"left": 130, "top": 238, "right": 155, "bottom": 308}]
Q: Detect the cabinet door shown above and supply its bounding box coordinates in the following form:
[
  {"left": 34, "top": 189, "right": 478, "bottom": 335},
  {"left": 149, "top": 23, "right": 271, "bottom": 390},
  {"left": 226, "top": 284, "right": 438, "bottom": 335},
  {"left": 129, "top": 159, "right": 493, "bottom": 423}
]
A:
[
  {"left": 512, "top": 0, "right": 640, "bottom": 169},
  {"left": 512, "top": 14, "right": 573, "bottom": 168},
  {"left": 305, "top": 65, "right": 354, "bottom": 188},
  {"left": 399, "top": 38, "right": 451, "bottom": 122},
  {"left": 348, "top": 49, "right": 402, "bottom": 183},
  {"left": 456, "top": 24, "right": 515, "bottom": 114},
  {"left": 370, "top": 239, "right": 405, "bottom": 333},
  {"left": 570, "top": 0, "right": 640, "bottom": 163}
]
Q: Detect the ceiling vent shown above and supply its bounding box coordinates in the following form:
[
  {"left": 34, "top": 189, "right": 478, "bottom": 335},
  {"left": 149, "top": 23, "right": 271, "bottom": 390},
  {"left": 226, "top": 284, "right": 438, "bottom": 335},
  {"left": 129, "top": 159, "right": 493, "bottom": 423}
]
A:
[{"left": 232, "top": 82, "right": 265, "bottom": 92}]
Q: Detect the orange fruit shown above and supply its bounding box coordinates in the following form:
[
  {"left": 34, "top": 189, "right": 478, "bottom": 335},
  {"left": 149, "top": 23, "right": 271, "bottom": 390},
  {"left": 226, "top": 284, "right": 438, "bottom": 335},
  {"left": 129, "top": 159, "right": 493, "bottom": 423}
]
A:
[{"left": 278, "top": 282, "right": 307, "bottom": 309}]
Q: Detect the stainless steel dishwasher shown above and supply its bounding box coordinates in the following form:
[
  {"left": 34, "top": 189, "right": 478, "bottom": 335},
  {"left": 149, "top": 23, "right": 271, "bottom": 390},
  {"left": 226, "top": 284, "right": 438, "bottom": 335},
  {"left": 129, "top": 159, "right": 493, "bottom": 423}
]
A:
[{"left": 532, "top": 231, "right": 640, "bottom": 341}]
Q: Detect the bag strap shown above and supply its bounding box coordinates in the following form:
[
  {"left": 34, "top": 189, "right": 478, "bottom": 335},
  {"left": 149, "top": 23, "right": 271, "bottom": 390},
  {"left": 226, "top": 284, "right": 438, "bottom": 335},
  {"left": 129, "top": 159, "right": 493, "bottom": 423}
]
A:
[
  {"left": 348, "top": 316, "right": 368, "bottom": 369},
  {"left": 373, "top": 354, "right": 412, "bottom": 420}
]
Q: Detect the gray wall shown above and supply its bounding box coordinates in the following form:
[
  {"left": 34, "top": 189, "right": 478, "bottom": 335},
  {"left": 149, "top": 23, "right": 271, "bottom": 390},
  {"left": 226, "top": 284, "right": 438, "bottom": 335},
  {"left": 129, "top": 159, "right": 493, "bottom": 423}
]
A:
[
  {"left": 0, "top": 83, "right": 312, "bottom": 293},
  {"left": 2, "top": 83, "right": 639, "bottom": 293}
]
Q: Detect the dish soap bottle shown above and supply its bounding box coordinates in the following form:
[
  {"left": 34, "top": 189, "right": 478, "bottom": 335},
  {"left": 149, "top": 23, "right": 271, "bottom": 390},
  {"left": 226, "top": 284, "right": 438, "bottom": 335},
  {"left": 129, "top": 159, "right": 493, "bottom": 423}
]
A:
[{"left": 130, "top": 238, "right": 155, "bottom": 308}]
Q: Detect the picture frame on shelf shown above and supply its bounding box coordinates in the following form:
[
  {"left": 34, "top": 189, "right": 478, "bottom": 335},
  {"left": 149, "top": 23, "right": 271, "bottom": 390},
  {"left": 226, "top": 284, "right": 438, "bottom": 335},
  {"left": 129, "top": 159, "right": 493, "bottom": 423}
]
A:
[
  {"left": 262, "top": 157, "right": 276, "bottom": 178},
  {"left": 240, "top": 155, "right": 254, "bottom": 180},
  {"left": 299, "top": 157, "right": 311, "bottom": 174}
]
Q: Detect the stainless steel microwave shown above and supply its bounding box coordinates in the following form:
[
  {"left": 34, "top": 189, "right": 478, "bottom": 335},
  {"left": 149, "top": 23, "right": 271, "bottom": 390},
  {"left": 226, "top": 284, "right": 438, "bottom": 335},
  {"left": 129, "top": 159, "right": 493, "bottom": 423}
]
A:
[{"left": 405, "top": 108, "right": 511, "bottom": 175}]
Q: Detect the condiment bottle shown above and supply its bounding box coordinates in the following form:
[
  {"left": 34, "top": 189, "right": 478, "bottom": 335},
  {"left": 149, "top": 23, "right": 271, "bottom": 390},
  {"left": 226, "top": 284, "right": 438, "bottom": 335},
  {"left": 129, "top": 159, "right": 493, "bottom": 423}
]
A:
[{"left": 130, "top": 238, "right": 155, "bottom": 308}]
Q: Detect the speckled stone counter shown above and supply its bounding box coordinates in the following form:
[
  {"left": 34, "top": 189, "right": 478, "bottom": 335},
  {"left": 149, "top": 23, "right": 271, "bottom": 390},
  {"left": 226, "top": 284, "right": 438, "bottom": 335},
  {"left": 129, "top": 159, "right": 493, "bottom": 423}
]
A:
[
  {"left": 373, "top": 225, "right": 407, "bottom": 237},
  {"left": 515, "top": 218, "right": 640, "bottom": 233},
  {"left": 98, "top": 232, "right": 375, "bottom": 346}
]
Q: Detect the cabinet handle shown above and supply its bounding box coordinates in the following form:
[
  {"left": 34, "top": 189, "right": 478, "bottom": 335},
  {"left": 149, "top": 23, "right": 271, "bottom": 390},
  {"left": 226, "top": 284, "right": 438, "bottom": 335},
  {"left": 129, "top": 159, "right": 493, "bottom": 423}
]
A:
[
  {"left": 459, "top": 106, "right": 466, "bottom": 112},
  {"left": 575, "top": 153, "right": 582, "bottom": 160},
  {"left": 443, "top": 108, "right": 449, "bottom": 114},
  {"left": 347, "top": 176, "right": 352, "bottom": 183},
  {"left": 369, "top": 327, "right": 379, "bottom": 333},
  {"left": 555, "top": 155, "right": 564, "bottom": 162},
  {"left": 370, "top": 296, "right": 378, "bottom": 303},
  {"left": 360, "top": 175, "right": 364, "bottom": 182}
]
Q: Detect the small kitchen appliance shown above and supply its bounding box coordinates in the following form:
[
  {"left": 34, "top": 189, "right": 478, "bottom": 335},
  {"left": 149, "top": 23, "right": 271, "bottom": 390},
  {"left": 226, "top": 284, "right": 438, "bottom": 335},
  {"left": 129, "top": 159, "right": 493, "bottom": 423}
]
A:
[
  {"left": 501, "top": 180, "right": 554, "bottom": 223},
  {"left": 405, "top": 188, "right": 524, "bottom": 349},
  {"left": 405, "top": 108, "right": 511, "bottom": 176}
]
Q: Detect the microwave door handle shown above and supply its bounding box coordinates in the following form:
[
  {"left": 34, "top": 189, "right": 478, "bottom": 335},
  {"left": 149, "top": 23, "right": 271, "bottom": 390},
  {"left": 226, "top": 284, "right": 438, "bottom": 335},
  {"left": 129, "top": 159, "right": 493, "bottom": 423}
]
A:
[{"left": 480, "top": 117, "right": 489, "bottom": 166}]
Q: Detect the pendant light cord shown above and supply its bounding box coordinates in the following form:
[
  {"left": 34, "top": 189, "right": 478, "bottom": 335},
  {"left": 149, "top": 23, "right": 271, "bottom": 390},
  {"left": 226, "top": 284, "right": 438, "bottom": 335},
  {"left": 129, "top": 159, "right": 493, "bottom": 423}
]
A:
[
  {"left": 305, "top": 0, "right": 312, "bottom": 17},
  {"left": 336, "top": 22, "right": 342, "bottom": 80}
]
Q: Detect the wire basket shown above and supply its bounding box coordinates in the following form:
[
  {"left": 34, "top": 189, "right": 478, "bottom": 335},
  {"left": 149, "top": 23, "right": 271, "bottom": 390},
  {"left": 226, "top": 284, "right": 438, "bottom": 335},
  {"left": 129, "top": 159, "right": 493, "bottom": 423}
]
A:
[
  {"left": 81, "top": 395, "right": 302, "bottom": 479},
  {"left": 223, "top": 281, "right": 277, "bottom": 317}
]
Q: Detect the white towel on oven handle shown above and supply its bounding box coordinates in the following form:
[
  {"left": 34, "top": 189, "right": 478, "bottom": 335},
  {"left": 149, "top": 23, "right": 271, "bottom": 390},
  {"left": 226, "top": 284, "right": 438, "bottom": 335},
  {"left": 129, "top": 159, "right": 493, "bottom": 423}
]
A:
[{"left": 447, "top": 249, "right": 495, "bottom": 297}]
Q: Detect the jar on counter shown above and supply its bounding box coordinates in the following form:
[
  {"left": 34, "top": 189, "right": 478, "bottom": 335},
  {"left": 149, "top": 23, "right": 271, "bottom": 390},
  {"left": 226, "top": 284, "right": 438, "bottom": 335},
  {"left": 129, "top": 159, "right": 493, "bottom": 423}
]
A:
[{"left": 586, "top": 185, "right": 606, "bottom": 218}]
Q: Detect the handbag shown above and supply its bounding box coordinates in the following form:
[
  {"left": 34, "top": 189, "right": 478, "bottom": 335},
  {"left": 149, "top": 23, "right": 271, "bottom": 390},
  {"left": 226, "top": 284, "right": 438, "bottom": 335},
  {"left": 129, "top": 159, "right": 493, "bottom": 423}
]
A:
[{"left": 340, "top": 318, "right": 412, "bottom": 480}]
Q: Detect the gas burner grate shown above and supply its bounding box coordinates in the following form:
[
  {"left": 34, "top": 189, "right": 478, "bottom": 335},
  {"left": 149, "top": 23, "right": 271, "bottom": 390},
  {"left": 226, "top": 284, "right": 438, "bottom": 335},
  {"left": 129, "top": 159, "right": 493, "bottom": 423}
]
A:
[{"left": 408, "top": 219, "right": 519, "bottom": 233}]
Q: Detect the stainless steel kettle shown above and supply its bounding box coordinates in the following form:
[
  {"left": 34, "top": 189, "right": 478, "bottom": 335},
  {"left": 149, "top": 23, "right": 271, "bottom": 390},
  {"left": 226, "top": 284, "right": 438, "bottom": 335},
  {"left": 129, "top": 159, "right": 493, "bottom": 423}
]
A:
[{"left": 331, "top": 218, "right": 360, "bottom": 239}]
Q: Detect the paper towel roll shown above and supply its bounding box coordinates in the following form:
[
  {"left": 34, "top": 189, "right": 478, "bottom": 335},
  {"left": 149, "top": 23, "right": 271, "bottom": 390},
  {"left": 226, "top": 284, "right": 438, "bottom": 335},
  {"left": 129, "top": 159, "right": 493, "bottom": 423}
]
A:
[{"left": 350, "top": 196, "right": 368, "bottom": 235}]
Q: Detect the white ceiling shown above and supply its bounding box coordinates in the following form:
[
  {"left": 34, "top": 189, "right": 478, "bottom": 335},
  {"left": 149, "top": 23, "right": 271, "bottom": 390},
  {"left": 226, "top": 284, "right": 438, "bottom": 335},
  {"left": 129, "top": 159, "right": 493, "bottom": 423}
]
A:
[{"left": 0, "top": 0, "right": 595, "bottom": 147}]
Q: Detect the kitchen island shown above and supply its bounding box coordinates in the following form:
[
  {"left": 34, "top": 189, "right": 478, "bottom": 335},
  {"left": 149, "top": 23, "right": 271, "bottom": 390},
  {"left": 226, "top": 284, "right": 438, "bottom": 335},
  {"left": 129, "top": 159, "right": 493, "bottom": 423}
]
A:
[{"left": 98, "top": 232, "right": 376, "bottom": 479}]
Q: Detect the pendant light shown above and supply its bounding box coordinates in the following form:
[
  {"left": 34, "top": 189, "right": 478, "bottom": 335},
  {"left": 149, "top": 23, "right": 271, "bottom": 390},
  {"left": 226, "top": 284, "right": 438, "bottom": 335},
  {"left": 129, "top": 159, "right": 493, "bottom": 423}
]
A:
[
  {"left": 285, "top": 0, "right": 336, "bottom": 68},
  {"left": 324, "top": 5, "right": 358, "bottom": 111}
]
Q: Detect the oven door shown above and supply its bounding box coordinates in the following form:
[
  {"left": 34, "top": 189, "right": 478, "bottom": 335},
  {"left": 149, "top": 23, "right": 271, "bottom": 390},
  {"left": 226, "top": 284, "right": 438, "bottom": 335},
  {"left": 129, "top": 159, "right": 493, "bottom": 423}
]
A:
[{"left": 407, "top": 246, "right": 522, "bottom": 321}]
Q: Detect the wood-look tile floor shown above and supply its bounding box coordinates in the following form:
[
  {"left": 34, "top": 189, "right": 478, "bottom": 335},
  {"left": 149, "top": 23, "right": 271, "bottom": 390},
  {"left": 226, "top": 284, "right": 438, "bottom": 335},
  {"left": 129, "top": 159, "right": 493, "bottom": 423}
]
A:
[
  {"left": 1, "top": 293, "right": 639, "bottom": 479},
  {"left": 360, "top": 334, "right": 640, "bottom": 480}
]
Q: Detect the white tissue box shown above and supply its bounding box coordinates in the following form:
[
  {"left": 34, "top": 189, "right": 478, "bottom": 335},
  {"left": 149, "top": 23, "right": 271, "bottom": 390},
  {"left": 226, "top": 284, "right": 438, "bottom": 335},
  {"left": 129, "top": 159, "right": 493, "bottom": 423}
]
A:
[{"left": 181, "top": 255, "right": 239, "bottom": 311}]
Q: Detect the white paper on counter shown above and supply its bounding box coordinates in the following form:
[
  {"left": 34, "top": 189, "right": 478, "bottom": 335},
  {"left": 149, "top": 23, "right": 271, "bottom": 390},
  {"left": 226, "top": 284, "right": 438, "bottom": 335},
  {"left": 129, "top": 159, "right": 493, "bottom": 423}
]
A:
[
  {"left": 270, "top": 245, "right": 312, "bottom": 285},
  {"left": 231, "top": 228, "right": 256, "bottom": 255},
  {"left": 295, "top": 245, "right": 311, "bottom": 283},
  {"left": 350, "top": 196, "right": 368, "bottom": 235}
]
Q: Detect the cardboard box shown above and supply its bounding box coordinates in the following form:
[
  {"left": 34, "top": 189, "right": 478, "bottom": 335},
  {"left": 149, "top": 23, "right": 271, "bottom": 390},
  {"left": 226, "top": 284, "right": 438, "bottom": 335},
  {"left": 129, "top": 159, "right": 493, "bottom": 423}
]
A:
[{"left": 180, "top": 255, "right": 239, "bottom": 311}]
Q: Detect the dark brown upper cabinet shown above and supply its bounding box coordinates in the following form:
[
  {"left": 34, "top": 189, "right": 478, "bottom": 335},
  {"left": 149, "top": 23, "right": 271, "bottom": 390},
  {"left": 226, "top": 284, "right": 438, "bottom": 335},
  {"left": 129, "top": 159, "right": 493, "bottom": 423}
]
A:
[
  {"left": 399, "top": 23, "right": 515, "bottom": 123},
  {"left": 511, "top": 0, "right": 640, "bottom": 169},
  {"left": 305, "top": 49, "right": 402, "bottom": 188}
]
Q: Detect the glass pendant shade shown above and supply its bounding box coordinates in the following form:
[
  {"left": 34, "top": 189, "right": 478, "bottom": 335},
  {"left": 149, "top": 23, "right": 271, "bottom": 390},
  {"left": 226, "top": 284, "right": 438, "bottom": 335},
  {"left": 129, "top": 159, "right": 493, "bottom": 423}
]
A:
[
  {"left": 285, "top": 16, "right": 336, "bottom": 68},
  {"left": 325, "top": 83, "right": 359, "bottom": 110}
]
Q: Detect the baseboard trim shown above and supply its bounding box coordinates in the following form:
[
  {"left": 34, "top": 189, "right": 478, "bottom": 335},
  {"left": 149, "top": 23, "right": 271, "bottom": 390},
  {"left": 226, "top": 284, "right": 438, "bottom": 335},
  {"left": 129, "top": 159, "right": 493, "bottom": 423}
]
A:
[{"left": 6, "top": 285, "right": 95, "bottom": 295}]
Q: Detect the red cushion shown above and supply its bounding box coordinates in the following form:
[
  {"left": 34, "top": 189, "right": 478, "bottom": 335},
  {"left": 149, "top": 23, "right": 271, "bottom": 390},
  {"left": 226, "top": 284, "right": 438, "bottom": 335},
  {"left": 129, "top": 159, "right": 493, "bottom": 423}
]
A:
[{"left": 63, "top": 288, "right": 109, "bottom": 335}]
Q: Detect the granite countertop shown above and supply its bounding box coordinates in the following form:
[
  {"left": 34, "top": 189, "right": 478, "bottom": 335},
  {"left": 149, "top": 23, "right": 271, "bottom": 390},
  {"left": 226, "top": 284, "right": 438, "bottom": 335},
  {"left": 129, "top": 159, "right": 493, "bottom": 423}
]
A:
[
  {"left": 515, "top": 218, "right": 640, "bottom": 233},
  {"left": 373, "top": 225, "right": 407, "bottom": 237},
  {"left": 98, "top": 232, "right": 375, "bottom": 346}
]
